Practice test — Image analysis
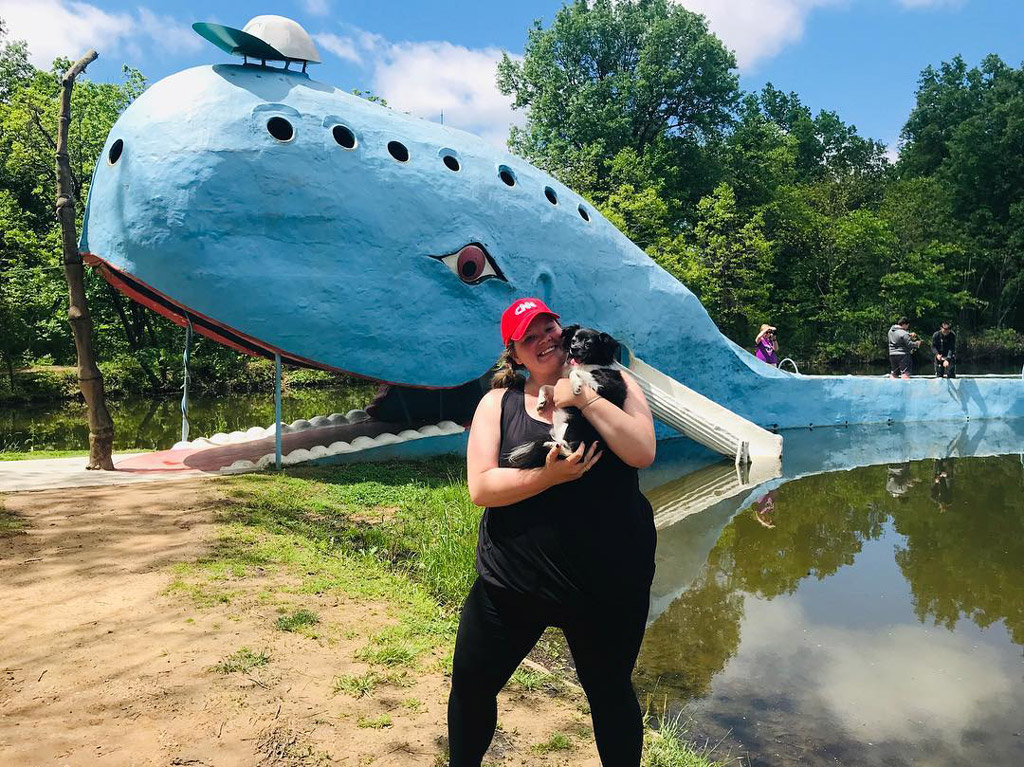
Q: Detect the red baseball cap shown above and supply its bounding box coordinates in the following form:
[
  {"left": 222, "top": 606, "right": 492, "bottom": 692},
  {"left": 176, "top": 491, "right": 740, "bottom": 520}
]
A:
[{"left": 500, "top": 298, "right": 560, "bottom": 345}]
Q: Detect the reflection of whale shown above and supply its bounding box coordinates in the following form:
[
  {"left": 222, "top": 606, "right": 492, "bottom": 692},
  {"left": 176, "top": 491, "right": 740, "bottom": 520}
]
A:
[
  {"left": 80, "top": 25, "right": 1024, "bottom": 464},
  {"left": 646, "top": 458, "right": 781, "bottom": 529},
  {"left": 645, "top": 418, "right": 1024, "bottom": 624}
]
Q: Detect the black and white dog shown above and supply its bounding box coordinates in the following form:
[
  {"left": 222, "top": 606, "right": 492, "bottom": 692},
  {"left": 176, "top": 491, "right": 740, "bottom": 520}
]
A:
[{"left": 507, "top": 325, "right": 628, "bottom": 468}]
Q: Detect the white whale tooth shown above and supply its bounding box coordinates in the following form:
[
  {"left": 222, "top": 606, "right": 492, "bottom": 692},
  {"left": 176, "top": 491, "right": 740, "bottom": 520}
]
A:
[
  {"left": 398, "top": 430, "right": 424, "bottom": 440},
  {"left": 309, "top": 445, "right": 330, "bottom": 458},
  {"left": 436, "top": 421, "right": 464, "bottom": 434},
  {"left": 373, "top": 433, "right": 402, "bottom": 445},
  {"left": 171, "top": 440, "right": 191, "bottom": 450},
  {"left": 351, "top": 436, "right": 377, "bottom": 450},
  {"left": 290, "top": 419, "right": 312, "bottom": 431},
  {"left": 256, "top": 454, "right": 276, "bottom": 469},
  {"left": 283, "top": 448, "right": 312, "bottom": 465},
  {"left": 327, "top": 412, "right": 347, "bottom": 424},
  {"left": 417, "top": 425, "right": 443, "bottom": 437},
  {"left": 327, "top": 441, "right": 356, "bottom": 454},
  {"left": 246, "top": 426, "right": 267, "bottom": 439},
  {"left": 346, "top": 409, "right": 370, "bottom": 423},
  {"left": 309, "top": 415, "right": 331, "bottom": 427}
]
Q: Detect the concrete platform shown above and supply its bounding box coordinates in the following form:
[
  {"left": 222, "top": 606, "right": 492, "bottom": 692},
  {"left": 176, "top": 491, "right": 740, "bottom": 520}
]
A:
[{"left": 0, "top": 454, "right": 214, "bottom": 493}]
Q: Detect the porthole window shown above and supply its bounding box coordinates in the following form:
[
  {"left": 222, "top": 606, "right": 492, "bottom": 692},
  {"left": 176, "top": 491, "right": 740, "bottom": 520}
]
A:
[
  {"left": 578, "top": 204, "right": 591, "bottom": 222},
  {"left": 544, "top": 186, "right": 558, "bottom": 205},
  {"left": 267, "top": 116, "right": 294, "bottom": 142},
  {"left": 498, "top": 165, "right": 517, "bottom": 187},
  {"left": 107, "top": 138, "right": 124, "bottom": 165},
  {"left": 443, "top": 155, "right": 460, "bottom": 172},
  {"left": 332, "top": 124, "right": 357, "bottom": 149},
  {"left": 387, "top": 141, "right": 410, "bottom": 162}
]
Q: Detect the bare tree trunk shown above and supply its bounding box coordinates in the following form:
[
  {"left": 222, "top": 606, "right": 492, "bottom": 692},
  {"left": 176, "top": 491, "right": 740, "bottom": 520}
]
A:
[{"left": 56, "top": 50, "right": 114, "bottom": 470}]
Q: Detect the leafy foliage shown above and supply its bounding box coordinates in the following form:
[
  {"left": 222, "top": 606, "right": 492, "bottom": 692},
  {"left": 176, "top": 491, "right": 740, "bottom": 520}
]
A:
[{"left": 501, "top": 2, "right": 1023, "bottom": 364}]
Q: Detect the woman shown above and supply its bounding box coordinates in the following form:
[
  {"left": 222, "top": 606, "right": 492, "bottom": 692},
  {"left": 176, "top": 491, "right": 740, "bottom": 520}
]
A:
[
  {"left": 448, "top": 297, "right": 657, "bottom": 767},
  {"left": 755, "top": 324, "right": 779, "bottom": 366}
]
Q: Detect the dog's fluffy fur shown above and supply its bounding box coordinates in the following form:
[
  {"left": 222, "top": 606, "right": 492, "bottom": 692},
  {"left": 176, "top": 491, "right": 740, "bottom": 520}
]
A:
[{"left": 506, "top": 325, "right": 628, "bottom": 468}]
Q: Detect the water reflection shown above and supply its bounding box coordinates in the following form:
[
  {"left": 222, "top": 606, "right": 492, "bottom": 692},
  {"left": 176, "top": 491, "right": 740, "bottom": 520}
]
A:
[{"left": 638, "top": 419, "right": 1024, "bottom": 766}]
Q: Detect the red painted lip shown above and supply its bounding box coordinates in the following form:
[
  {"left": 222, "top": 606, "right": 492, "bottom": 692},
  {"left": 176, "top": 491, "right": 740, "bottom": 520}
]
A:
[
  {"left": 82, "top": 250, "right": 337, "bottom": 371},
  {"left": 81, "top": 251, "right": 463, "bottom": 390}
]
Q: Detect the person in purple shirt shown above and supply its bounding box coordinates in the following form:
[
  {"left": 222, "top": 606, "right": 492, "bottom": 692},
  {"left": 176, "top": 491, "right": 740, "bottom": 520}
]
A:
[{"left": 755, "top": 324, "right": 779, "bottom": 366}]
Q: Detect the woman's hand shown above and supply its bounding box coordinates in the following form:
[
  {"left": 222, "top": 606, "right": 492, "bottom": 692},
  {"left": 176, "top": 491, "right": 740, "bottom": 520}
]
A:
[
  {"left": 542, "top": 441, "right": 602, "bottom": 485},
  {"left": 551, "top": 377, "right": 592, "bottom": 409}
]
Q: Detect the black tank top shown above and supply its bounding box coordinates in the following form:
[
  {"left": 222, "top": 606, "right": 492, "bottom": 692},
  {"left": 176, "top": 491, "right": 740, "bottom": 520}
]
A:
[{"left": 475, "top": 385, "right": 656, "bottom": 604}]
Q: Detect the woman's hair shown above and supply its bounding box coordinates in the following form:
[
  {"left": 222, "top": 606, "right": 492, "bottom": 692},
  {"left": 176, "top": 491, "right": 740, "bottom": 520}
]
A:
[{"left": 491, "top": 341, "right": 525, "bottom": 389}]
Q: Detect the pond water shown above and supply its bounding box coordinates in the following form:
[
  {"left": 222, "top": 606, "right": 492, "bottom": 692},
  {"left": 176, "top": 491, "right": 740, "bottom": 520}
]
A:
[
  {"left": 637, "top": 421, "right": 1024, "bottom": 767},
  {"left": 0, "top": 385, "right": 377, "bottom": 453}
]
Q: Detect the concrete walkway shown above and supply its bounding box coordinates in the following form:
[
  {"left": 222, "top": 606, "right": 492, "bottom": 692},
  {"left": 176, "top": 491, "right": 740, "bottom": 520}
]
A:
[{"left": 0, "top": 454, "right": 217, "bottom": 493}]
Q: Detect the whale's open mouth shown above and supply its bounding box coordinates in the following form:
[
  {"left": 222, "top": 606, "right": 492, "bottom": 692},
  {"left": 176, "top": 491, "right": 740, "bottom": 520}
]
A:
[{"left": 84, "top": 253, "right": 488, "bottom": 468}]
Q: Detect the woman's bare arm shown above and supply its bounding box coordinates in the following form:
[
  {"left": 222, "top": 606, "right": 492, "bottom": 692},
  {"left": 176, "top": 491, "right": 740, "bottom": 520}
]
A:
[
  {"left": 553, "top": 374, "right": 656, "bottom": 468},
  {"left": 466, "top": 389, "right": 599, "bottom": 507}
]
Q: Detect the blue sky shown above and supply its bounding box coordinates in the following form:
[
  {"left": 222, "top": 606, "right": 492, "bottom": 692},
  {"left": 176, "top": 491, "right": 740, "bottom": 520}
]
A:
[{"left": 1, "top": 0, "right": 1021, "bottom": 153}]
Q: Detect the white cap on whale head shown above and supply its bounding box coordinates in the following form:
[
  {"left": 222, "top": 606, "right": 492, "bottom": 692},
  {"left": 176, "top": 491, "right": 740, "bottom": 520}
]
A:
[{"left": 243, "top": 15, "right": 321, "bottom": 64}]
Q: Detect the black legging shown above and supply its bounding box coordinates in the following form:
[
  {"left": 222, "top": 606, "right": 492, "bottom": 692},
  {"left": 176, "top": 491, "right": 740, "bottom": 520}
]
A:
[{"left": 447, "top": 578, "right": 650, "bottom": 767}]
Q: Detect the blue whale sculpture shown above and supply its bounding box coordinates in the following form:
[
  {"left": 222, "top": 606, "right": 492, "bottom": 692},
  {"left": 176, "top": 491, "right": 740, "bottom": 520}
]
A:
[{"left": 81, "top": 62, "right": 1024, "bottom": 453}]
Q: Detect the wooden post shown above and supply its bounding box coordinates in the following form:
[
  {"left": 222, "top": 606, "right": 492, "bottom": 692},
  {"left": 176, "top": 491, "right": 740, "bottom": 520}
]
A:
[{"left": 56, "top": 50, "right": 115, "bottom": 470}]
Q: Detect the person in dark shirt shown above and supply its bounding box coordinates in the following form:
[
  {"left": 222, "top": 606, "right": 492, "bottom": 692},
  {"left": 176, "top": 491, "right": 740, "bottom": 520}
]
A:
[
  {"left": 931, "top": 322, "right": 957, "bottom": 378},
  {"left": 448, "top": 297, "right": 657, "bottom": 767}
]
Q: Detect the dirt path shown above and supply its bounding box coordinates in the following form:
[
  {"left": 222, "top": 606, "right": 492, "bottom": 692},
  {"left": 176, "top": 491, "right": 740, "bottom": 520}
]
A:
[{"left": 0, "top": 481, "right": 600, "bottom": 766}]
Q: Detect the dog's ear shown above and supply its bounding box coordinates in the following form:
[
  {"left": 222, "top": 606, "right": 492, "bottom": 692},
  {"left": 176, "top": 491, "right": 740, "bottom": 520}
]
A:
[
  {"left": 599, "top": 332, "right": 619, "bottom": 355},
  {"left": 561, "top": 324, "right": 580, "bottom": 348}
]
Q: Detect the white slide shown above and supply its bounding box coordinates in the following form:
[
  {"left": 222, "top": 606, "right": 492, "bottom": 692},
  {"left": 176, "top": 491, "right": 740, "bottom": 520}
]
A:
[{"left": 616, "top": 354, "right": 783, "bottom": 464}]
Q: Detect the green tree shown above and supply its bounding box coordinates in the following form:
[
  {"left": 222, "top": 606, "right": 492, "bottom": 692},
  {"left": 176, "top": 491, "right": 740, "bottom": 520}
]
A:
[
  {"left": 687, "top": 183, "right": 773, "bottom": 339},
  {"left": 497, "top": 0, "right": 737, "bottom": 207}
]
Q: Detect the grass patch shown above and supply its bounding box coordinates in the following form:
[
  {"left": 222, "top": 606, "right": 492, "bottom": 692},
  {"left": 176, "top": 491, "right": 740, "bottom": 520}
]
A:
[
  {"left": 275, "top": 608, "right": 320, "bottom": 632},
  {"left": 0, "top": 503, "right": 26, "bottom": 537},
  {"left": 165, "top": 578, "right": 234, "bottom": 608},
  {"left": 532, "top": 733, "right": 573, "bottom": 754},
  {"left": 509, "top": 667, "right": 557, "bottom": 693},
  {"left": 0, "top": 449, "right": 91, "bottom": 461},
  {"left": 401, "top": 697, "right": 423, "bottom": 712},
  {"left": 332, "top": 671, "right": 381, "bottom": 698},
  {"left": 643, "top": 712, "right": 721, "bottom": 767},
  {"left": 213, "top": 647, "right": 270, "bottom": 674},
  {"left": 357, "top": 714, "right": 392, "bottom": 729}
]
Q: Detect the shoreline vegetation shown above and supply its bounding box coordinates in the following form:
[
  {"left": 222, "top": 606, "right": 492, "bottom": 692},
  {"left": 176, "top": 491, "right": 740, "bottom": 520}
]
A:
[
  {"left": 171, "top": 461, "right": 724, "bottom": 766},
  {"left": 3, "top": 326, "right": 1022, "bottom": 408}
]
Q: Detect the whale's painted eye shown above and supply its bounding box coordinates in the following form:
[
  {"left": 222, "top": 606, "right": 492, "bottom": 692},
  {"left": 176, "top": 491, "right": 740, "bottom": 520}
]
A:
[{"left": 436, "top": 244, "right": 505, "bottom": 285}]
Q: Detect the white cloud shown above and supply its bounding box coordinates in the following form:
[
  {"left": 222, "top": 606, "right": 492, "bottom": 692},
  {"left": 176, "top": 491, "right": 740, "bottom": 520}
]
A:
[
  {"left": 372, "top": 42, "right": 523, "bottom": 148},
  {"left": 301, "top": 0, "right": 331, "bottom": 16},
  {"left": 0, "top": 0, "right": 132, "bottom": 67},
  {"left": 313, "top": 33, "right": 361, "bottom": 64},
  {"left": 0, "top": 1, "right": 201, "bottom": 67},
  {"left": 729, "top": 597, "right": 1018, "bottom": 750},
  {"left": 136, "top": 9, "right": 203, "bottom": 56},
  {"left": 314, "top": 24, "right": 522, "bottom": 149},
  {"left": 674, "top": 0, "right": 841, "bottom": 70}
]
